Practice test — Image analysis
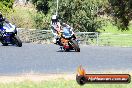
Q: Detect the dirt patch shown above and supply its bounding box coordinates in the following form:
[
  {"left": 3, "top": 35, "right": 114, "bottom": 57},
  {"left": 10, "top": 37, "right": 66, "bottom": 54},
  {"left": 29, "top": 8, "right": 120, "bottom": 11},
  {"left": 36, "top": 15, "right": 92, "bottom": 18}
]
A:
[
  {"left": 0, "top": 74, "right": 76, "bottom": 83},
  {"left": 0, "top": 72, "right": 131, "bottom": 83}
]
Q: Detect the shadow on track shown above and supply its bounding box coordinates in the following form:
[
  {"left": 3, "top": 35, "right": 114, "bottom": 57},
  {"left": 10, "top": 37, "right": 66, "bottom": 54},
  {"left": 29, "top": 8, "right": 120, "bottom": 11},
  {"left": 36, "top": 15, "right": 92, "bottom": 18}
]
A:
[{"left": 56, "top": 50, "right": 78, "bottom": 52}]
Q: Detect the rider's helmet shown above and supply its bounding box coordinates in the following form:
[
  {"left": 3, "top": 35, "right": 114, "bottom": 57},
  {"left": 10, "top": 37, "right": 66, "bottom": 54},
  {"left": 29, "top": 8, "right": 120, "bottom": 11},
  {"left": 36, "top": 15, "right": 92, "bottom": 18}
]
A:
[
  {"left": 61, "top": 23, "right": 67, "bottom": 27},
  {"left": 51, "top": 15, "right": 58, "bottom": 24},
  {"left": 0, "top": 12, "right": 3, "bottom": 19}
]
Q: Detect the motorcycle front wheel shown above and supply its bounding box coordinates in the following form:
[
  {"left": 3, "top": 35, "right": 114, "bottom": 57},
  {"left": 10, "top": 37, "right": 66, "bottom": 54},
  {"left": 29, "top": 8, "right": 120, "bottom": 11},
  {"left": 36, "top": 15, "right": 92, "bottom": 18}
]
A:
[
  {"left": 12, "top": 35, "right": 22, "bottom": 47},
  {"left": 2, "top": 43, "right": 8, "bottom": 46},
  {"left": 70, "top": 39, "right": 80, "bottom": 52}
]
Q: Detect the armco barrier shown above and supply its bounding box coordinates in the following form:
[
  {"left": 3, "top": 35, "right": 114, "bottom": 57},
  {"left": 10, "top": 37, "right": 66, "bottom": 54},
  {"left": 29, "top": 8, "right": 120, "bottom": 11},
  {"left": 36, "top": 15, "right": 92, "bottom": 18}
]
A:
[
  {"left": 17, "top": 28, "right": 53, "bottom": 44},
  {"left": 17, "top": 28, "right": 99, "bottom": 45}
]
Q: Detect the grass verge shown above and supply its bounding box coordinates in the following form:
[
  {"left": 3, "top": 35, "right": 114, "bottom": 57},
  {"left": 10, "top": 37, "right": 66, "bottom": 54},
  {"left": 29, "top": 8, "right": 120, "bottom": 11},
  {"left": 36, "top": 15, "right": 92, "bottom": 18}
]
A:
[
  {"left": 0, "top": 79, "right": 131, "bottom": 88},
  {"left": 99, "top": 33, "right": 132, "bottom": 47},
  {"left": 0, "top": 74, "right": 131, "bottom": 88},
  {"left": 97, "top": 21, "right": 132, "bottom": 47}
]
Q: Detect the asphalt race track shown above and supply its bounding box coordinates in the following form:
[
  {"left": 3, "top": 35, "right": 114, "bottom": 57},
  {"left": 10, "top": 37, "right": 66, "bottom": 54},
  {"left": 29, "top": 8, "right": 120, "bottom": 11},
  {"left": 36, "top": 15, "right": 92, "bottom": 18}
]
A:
[{"left": 0, "top": 43, "right": 132, "bottom": 75}]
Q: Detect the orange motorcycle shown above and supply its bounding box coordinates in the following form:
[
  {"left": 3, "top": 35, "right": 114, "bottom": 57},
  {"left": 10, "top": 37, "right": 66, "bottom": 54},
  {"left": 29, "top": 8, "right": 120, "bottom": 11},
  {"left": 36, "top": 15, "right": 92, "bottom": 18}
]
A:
[{"left": 57, "top": 27, "right": 80, "bottom": 52}]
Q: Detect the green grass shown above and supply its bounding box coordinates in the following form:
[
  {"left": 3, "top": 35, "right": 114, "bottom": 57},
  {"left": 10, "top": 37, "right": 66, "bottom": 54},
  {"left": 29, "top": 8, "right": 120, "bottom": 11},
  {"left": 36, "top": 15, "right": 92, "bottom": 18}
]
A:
[
  {"left": 96, "top": 21, "right": 132, "bottom": 47},
  {"left": 99, "top": 33, "right": 132, "bottom": 47},
  {"left": 10, "top": 5, "right": 51, "bottom": 29},
  {"left": 8, "top": 5, "right": 37, "bottom": 29},
  {"left": 98, "top": 21, "right": 132, "bottom": 34},
  {"left": 0, "top": 79, "right": 131, "bottom": 88}
]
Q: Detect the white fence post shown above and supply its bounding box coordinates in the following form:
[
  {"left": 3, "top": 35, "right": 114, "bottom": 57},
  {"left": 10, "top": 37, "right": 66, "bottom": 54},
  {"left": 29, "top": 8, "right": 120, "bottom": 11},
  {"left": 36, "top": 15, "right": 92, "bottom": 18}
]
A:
[{"left": 96, "top": 32, "right": 99, "bottom": 46}]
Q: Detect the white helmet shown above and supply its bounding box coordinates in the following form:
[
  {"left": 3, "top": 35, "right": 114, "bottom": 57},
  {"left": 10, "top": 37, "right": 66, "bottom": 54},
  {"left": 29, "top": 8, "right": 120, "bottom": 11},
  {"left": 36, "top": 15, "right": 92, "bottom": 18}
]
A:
[
  {"left": 51, "top": 15, "right": 58, "bottom": 24},
  {"left": 52, "top": 15, "right": 57, "bottom": 20},
  {"left": 0, "top": 12, "right": 3, "bottom": 18}
]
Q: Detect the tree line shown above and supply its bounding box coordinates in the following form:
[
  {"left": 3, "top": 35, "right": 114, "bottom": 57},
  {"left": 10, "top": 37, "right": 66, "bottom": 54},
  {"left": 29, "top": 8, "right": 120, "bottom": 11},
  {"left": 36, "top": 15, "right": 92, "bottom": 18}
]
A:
[
  {"left": 31, "top": 0, "right": 132, "bottom": 31},
  {"left": 1, "top": 0, "right": 132, "bottom": 31},
  {"left": 0, "top": 0, "right": 14, "bottom": 13}
]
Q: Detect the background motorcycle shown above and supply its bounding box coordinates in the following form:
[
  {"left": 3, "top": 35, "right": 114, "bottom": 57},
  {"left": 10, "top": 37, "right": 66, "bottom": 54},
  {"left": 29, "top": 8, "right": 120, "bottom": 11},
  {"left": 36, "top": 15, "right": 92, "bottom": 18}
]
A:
[
  {"left": 0, "top": 22, "right": 22, "bottom": 47},
  {"left": 58, "top": 27, "right": 80, "bottom": 52}
]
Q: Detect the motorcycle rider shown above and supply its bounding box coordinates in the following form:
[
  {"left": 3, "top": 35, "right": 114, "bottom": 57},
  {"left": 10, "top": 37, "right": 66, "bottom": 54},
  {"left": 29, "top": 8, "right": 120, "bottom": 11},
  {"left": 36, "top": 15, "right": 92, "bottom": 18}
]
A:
[
  {"left": 0, "top": 12, "right": 5, "bottom": 38},
  {"left": 0, "top": 12, "right": 10, "bottom": 40},
  {"left": 61, "top": 22, "right": 76, "bottom": 39},
  {"left": 51, "top": 15, "right": 76, "bottom": 44},
  {"left": 0, "top": 13, "right": 5, "bottom": 30},
  {"left": 0, "top": 12, "right": 9, "bottom": 28},
  {"left": 51, "top": 15, "right": 61, "bottom": 44}
]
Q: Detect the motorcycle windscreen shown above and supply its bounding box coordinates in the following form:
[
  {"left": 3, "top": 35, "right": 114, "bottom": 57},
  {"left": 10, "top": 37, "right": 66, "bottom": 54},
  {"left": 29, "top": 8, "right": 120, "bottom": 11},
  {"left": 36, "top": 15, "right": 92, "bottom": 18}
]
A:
[
  {"left": 62, "top": 27, "right": 72, "bottom": 38},
  {"left": 3, "top": 23, "right": 11, "bottom": 28},
  {"left": 3, "top": 23, "right": 15, "bottom": 32}
]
